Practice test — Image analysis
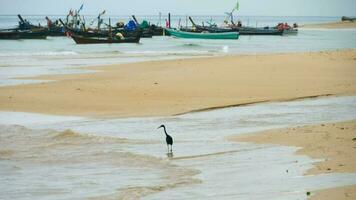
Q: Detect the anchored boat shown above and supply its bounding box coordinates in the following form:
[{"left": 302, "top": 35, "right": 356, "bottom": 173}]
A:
[
  {"left": 165, "top": 28, "right": 239, "bottom": 40},
  {"left": 70, "top": 34, "right": 141, "bottom": 44},
  {"left": 0, "top": 29, "right": 47, "bottom": 40}
]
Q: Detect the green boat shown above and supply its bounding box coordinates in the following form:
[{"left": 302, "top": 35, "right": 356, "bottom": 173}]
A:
[{"left": 165, "top": 28, "right": 239, "bottom": 40}]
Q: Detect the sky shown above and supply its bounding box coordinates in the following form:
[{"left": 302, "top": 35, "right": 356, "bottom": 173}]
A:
[{"left": 0, "top": 0, "right": 356, "bottom": 16}]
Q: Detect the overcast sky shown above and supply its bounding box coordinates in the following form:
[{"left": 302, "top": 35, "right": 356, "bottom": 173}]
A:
[{"left": 1, "top": 0, "right": 356, "bottom": 16}]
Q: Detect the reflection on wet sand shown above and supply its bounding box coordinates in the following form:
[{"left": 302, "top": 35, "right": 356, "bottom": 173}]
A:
[{"left": 167, "top": 152, "right": 174, "bottom": 159}]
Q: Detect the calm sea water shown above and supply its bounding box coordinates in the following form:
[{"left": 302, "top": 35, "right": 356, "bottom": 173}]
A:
[{"left": 0, "top": 15, "right": 356, "bottom": 86}]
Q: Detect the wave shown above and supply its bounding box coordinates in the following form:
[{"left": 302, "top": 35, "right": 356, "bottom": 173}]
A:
[
  {"left": 0, "top": 51, "right": 79, "bottom": 57},
  {"left": 52, "top": 129, "right": 89, "bottom": 139},
  {"left": 181, "top": 43, "right": 202, "bottom": 47},
  {"left": 111, "top": 177, "right": 202, "bottom": 200}
]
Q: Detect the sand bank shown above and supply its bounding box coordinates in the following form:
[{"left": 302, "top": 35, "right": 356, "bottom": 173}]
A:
[
  {"left": 0, "top": 50, "right": 356, "bottom": 117},
  {"left": 301, "top": 21, "right": 356, "bottom": 29},
  {"left": 229, "top": 120, "right": 356, "bottom": 200},
  {"left": 310, "top": 185, "right": 356, "bottom": 200}
]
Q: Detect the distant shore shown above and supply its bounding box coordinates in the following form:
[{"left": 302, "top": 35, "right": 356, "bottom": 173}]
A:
[
  {"left": 301, "top": 21, "right": 356, "bottom": 29},
  {"left": 229, "top": 120, "right": 356, "bottom": 200},
  {"left": 0, "top": 49, "right": 356, "bottom": 118}
]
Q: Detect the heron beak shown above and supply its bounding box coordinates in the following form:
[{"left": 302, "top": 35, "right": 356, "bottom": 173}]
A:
[{"left": 157, "top": 126, "right": 161, "bottom": 129}]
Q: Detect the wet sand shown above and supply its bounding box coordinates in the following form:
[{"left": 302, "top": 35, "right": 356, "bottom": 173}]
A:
[
  {"left": 310, "top": 185, "right": 356, "bottom": 200},
  {"left": 1, "top": 96, "right": 356, "bottom": 199},
  {"left": 0, "top": 49, "right": 356, "bottom": 118},
  {"left": 229, "top": 120, "right": 356, "bottom": 200},
  {"left": 302, "top": 21, "right": 356, "bottom": 29}
]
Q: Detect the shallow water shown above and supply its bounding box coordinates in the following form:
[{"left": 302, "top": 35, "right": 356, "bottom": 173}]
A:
[
  {"left": 0, "top": 15, "right": 356, "bottom": 86},
  {"left": 1, "top": 96, "right": 356, "bottom": 199}
]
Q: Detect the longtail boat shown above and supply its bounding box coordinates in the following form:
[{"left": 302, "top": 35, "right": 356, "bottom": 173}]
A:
[
  {"left": 238, "top": 27, "right": 284, "bottom": 35},
  {"left": 71, "top": 34, "right": 140, "bottom": 44},
  {"left": 185, "top": 17, "right": 284, "bottom": 36},
  {"left": 44, "top": 16, "right": 65, "bottom": 36},
  {"left": 181, "top": 17, "right": 298, "bottom": 35},
  {"left": 131, "top": 15, "right": 165, "bottom": 36},
  {"left": 70, "top": 18, "right": 141, "bottom": 44},
  {"left": 0, "top": 29, "right": 47, "bottom": 39},
  {"left": 17, "top": 15, "right": 64, "bottom": 36},
  {"left": 59, "top": 19, "right": 142, "bottom": 39},
  {"left": 281, "top": 28, "right": 298, "bottom": 35},
  {"left": 165, "top": 28, "right": 239, "bottom": 40},
  {"left": 341, "top": 16, "right": 356, "bottom": 22},
  {"left": 131, "top": 15, "right": 153, "bottom": 38}
]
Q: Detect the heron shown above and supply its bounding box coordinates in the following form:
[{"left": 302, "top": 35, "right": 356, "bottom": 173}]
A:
[{"left": 157, "top": 125, "right": 173, "bottom": 153}]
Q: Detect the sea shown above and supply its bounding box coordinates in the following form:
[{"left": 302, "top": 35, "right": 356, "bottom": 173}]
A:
[{"left": 1, "top": 15, "right": 356, "bottom": 200}]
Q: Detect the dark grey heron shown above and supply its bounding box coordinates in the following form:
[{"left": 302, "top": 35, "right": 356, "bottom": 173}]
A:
[{"left": 157, "top": 125, "right": 173, "bottom": 153}]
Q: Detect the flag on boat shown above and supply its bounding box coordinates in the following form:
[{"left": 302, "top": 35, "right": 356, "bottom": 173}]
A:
[
  {"left": 235, "top": 1, "right": 240, "bottom": 11},
  {"left": 68, "top": 9, "right": 74, "bottom": 16}
]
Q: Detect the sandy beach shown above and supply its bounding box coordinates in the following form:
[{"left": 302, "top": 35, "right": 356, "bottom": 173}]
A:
[
  {"left": 229, "top": 120, "right": 356, "bottom": 200},
  {"left": 302, "top": 21, "right": 356, "bottom": 29},
  {"left": 0, "top": 49, "right": 356, "bottom": 118},
  {"left": 1, "top": 1, "right": 356, "bottom": 198}
]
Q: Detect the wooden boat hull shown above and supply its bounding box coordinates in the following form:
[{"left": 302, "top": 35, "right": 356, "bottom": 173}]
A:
[
  {"left": 18, "top": 31, "right": 47, "bottom": 39},
  {"left": 239, "top": 27, "right": 283, "bottom": 35},
  {"left": 71, "top": 35, "right": 140, "bottom": 44},
  {"left": 46, "top": 27, "right": 65, "bottom": 36},
  {"left": 341, "top": 16, "right": 356, "bottom": 22},
  {"left": 0, "top": 31, "right": 20, "bottom": 39},
  {"left": 282, "top": 28, "right": 298, "bottom": 35},
  {"left": 165, "top": 28, "right": 239, "bottom": 39},
  {"left": 152, "top": 26, "right": 165, "bottom": 36},
  {"left": 65, "top": 27, "right": 143, "bottom": 39},
  {"left": 0, "top": 30, "right": 47, "bottom": 39}
]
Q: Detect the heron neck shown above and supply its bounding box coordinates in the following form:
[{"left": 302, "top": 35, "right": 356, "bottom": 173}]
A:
[{"left": 163, "top": 127, "right": 168, "bottom": 136}]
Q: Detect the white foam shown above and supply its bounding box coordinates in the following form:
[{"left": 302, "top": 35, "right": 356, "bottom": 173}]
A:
[{"left": 0, "top": 51, "right": 79, "bottom": 57}]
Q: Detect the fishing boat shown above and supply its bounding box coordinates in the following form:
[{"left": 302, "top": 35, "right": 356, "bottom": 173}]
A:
[
  {"left": 0, "top": 29, "right": 47, "bottom": 39},
  {"left": 165, "top": 28, "right": 239, "bottom": 39},
  {"left": 341, "top": 16, "right": 356, "bottom": 22},
  {"left": 17, "top": 15, "right": 64, "bottom": 36},
  {"left": 151, "top": 25, "right": 165, "bottom": 36},
  {"left": 59, "top": 19, "right": 143, "bottom": 39},
  {"left": 71, "top": 34, "right": 140, "bottom": 44},
  {"left": 281, "top": 28, "right": 298, "bottom": 35},
  {"left": 239, "top": 26, "right": 284, "bottom": 35},
  {"left": 44, "top": 17, "right": 65, "bottom": 36},
  {"left": 131, "top": 15, "right": 167, "bottom": 37},
  {"left": 185, "top": 17, "right": 284, "bottom": 36}
]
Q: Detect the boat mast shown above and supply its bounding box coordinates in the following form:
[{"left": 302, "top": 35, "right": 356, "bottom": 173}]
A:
[{"left": 109, "top": 18, "right": 112, "bottom": 39}]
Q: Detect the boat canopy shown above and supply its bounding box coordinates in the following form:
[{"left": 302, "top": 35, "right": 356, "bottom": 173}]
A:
[
  {"left": 124, "top": 20, "right": 137, "bottom": 31},
  {"left": 140, "top": 20, "right": 150, "bottom": 29}
]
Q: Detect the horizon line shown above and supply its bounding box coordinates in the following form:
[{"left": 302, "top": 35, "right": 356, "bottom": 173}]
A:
[{"left": 0, "top": 14, "right": 345, "bottom": 18}]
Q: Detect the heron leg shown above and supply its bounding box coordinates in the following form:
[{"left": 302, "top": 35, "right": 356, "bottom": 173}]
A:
[{"left": 167, "top": 144, "right": 170, "bottom": 153}]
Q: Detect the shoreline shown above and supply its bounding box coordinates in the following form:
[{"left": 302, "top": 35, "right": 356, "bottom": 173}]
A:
[
  {"left": 174, "top": 93, "right": 334, "bottom": 116},
  {"left": 229, "top": 120, "right": 356, "bottom": 200},
  {"left": 0, "top": 49, "right": 356, "bottom": 118}
]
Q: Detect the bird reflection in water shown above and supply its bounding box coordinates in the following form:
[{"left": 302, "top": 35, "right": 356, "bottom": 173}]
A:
[{"left": 166, "top": 152, "right": 174, "bottom": 159}]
